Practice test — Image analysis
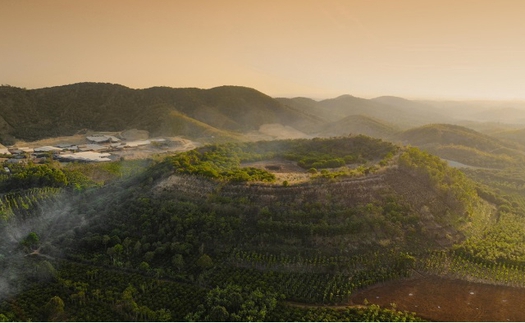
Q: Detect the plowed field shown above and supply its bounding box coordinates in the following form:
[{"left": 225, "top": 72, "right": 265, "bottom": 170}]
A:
[{"left": 350, "top": 275, "right": 525, "bottom": 321}]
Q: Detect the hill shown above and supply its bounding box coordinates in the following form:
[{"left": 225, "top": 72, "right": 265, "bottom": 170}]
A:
[
  {"left": 314, "top": 114, "right": 399, "bottom": 139},
  {"left": 0, "top": 83, "right": 323, "bottom": 144},
  {"left": 491, "top": 128, "right": 525, "bottom": 147},
  {"left": 0, "top": 136, "right": 498, "bottom": 321},
  {"left": 396, "top": 124, "right": 512, "bottom": 150},
  {"left": 395, "top": 124, "right": 525, "bottom": 168},
  {"left": 470, "top": 107, "right": 525, "bottom": 124},
  {"left": 371, "top": 96, "right": 451, "bottom": 125},
  {"left": 275, "top": 97, "right": 333, "bottom": 122},
  {"left": 317, "top": 94, "right": 404, "bottom": 123},
  {"left": 416, "top": 100, "right": 525, "bottom": 125},
  {"left": 3, "top": 83, "right": 525, "bottom": 149},
  {"left": 454, "top": 121, "right": 524, "bottom": 135},
  {"left": 277, "top": 94, "right": 451, "bottom": 131}
]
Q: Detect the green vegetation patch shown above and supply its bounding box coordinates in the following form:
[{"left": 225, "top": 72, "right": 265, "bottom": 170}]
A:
[{"left": 167, "top": 135, "right": 397, "bottom": 182}]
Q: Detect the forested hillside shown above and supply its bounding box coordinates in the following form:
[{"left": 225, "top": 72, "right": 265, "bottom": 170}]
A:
[
  {"left": 3, "top": 136, "right": 520, "bottom": 321},
  {"left": 491, "top": 127, "right": 525, "bottom": 147},
  {"left": 3, "top": 82, "right": 524, "bottom": 152},
  {"left": 395, "top": 124, "right": 525, "bottom": 169},
  {"left": 0, "top": 83, "right": 322, "bottom": 144}
]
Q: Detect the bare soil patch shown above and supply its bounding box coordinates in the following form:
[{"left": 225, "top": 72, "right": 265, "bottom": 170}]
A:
[
  {"left": 241, "top": 159, "right": 311, "bottom": 184},
  {"left": 111, "top": 137, "right": 199, "bottom": 160},
  {"left": 350, "top": 275, "right": 525, "bottom": 321},
  {"left": 14, "top": 134, "right": 89, "bottom": 147}
]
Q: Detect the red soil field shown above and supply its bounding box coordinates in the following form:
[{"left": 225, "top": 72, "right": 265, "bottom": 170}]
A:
[{"left": 350, "top": 275, "right": 525, "bottom": 321}]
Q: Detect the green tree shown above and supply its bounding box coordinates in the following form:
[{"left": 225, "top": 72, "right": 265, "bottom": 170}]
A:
[
  {"left": 172, "top": 254, "right": 185, "bottom": 272},
  {"left": 196, "top": 254, "right": 214, "bottom": 269},
  {"left": 156, "top": 308, "right": 172, "bottom": 322},
  {"left": 102, "top": 234, "right": 111, "bottom": 248},
  {"left": 139, "top": 261, "right": 150, "bottom": 272},
  {"left": 186, "top": 284, "right": 279, "bottom": 322},
  {"left": 44, "top": 296, "right": 66, "bottom": 321},
  {"left": 21, "top": 231, "right": 39, "bottom": 250},
  {"left": 144, "top": 251, "right": 155, "bottom": 262}
]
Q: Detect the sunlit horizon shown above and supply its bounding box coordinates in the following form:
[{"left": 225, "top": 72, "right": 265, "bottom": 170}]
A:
[{"left": 2, "top": 0, "right": 525, "bottom": 101}]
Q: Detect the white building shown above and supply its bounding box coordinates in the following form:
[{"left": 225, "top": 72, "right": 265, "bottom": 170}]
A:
[
  {"left": 124, "top": 140, "right": 150, "bottom": 148},
  {"left": 78, "top": 144, "right": 107, "bottom": 152},
  {"left": 58, "top": 151, "right": 112, "bottom": 162},
  {"left": 34, "top": 146, "right": 63, "bottom": 153},
  {"left": 86, "top": 135, "right": 121, "bottom": 143}
]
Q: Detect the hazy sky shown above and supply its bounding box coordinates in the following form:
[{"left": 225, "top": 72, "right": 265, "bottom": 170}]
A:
[{"left": 2, "top": 0, "right": 525, "bottom": 100}]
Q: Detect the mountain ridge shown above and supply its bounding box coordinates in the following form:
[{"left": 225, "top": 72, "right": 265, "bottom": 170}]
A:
[
  {"left": 4, "top": 82, "right": 525, "bottom": 152},
  {"left": 0, "top": 83, "right": 322, "bottom": 144}
]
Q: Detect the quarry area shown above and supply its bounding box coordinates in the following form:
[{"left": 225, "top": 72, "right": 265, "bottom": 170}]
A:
[{"left": 0, "top": 129, "right": 198, "bottom": 164}]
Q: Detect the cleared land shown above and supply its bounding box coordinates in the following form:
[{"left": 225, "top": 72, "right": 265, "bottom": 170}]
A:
[
  {"left": 241, "top": 159, "right": 311, "bottom": 184},
  {"left": 350, "top": 275, "right": 525, "bottom": 321},
  {"left": 110, "top": 137, "right": 199, "bottom": 160},
  {"left": 13, "top": 132, "right": 199, "bottom": 161}
]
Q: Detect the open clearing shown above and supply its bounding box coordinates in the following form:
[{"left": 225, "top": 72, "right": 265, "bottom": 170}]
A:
[
  {"left": 241, "top": 159, "right": 311, "bottom": 184},
  {"left": 349, "top": 275, "right": 525, "bottom": 321},
  {"left": 13, "top": 132, "right": 199, "bottom": 160},
  {"left": 110, "top": 137, "right": 199, "bottom": 160}
]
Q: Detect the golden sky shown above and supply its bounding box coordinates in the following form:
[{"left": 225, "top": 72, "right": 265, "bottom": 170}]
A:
[{"left": 2, "top": 0, "right": 525, "bottom": 99}]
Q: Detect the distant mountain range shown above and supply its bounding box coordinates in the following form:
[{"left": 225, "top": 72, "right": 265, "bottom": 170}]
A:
[
  {"left": 276, "top": 95, "right": 452, "bottom": 128},
  {"left": 2, "top": 82, "right": 525, "bottom": 149}
]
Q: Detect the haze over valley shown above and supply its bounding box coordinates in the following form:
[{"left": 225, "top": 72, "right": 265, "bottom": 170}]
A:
[
  {"left": 3, "top": 1, "right": 525, "bottom": 322},
  {"left": 1, "top": 82, "right": 525, "bottom": 321}
]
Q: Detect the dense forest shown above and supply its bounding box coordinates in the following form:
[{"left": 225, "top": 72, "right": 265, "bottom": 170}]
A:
[{"left": 2, "top": 134, "right": 525, "bottom": 321}]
